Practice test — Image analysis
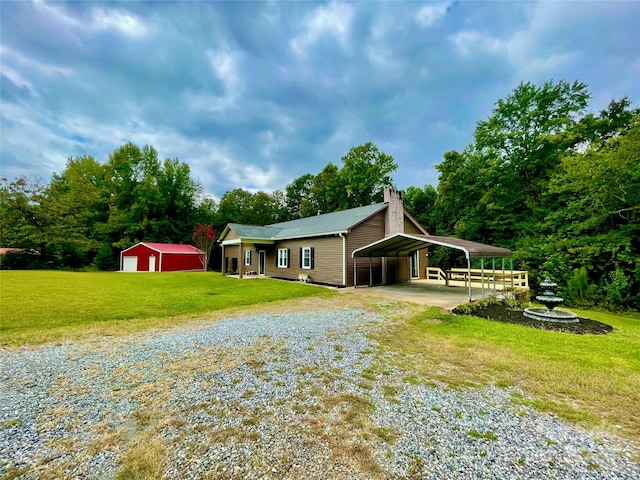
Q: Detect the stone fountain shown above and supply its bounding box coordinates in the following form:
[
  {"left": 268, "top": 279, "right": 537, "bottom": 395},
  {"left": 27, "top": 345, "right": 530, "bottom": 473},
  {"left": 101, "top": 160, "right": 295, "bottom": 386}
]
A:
[{"left": 524, "top": 277, "right": 578, "bottom": 323}]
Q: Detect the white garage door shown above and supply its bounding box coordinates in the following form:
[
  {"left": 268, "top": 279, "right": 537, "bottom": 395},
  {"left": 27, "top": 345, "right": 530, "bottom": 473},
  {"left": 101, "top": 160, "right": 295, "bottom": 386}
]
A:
[{"left": 123, "top": 256, "right": 138, "bottom": 271}]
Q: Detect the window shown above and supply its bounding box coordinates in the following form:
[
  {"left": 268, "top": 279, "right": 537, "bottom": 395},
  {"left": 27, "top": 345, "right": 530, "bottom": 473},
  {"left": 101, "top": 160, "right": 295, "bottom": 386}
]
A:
[
  {"left": 277, "top": 248, "right": 289, "bottom": 268},
  {"left": 300, "top": 247, "right": 314, "bottom": 269},
  {"left": 244, "top": 249, "right": 252, "bottom": 266}
]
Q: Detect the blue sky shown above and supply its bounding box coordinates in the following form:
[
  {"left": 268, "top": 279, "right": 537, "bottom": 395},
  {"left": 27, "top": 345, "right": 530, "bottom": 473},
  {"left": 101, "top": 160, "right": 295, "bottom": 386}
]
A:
[{"left": 1, "top": 1, "right": 638, "bottom": 200}]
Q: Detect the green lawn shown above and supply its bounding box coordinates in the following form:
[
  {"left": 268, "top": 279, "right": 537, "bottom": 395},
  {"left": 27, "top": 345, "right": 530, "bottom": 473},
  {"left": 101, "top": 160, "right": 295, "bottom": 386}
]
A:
[
  {"left": 0, "top": 270, "right": 332, "bottom": 345},
  {"left": 377, "top": 305, "right": 640, "bottom": 442}
]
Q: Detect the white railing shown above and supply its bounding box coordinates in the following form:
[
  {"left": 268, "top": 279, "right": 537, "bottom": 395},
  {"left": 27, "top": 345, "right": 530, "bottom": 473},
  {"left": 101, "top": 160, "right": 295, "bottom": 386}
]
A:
[{"left": 425, "top": 267, "right": 529, "bottom": 290}]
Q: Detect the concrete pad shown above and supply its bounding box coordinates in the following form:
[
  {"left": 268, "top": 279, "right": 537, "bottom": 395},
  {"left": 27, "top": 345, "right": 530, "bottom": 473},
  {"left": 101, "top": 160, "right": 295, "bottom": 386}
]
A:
[{"left": 340, "top": 280, "right": 491, "bottom": 310}]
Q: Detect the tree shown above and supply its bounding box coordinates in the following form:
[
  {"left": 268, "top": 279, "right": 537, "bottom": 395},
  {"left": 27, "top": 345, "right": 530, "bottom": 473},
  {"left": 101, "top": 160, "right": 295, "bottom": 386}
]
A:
[
  {"left": 340, "top": 142, "right": 397, "bottom": 209},
  {"left": 192, "top": 223, "right": 216, "bottom": 271},
  {"left": 435, "top": 80, "right": 591, "bottom": 248},
  {"left": 0, "top": 176, "right": 47, "bottom": 268},
  {"left": 283, "top": 142, "right": 398, "bottom": 219},
  {"left": 539, "top": 116, "right": 640, "bottom": 307},
  {"left": 403, "top": 184, "right": 437, "bottom": 234},
  {"left": 217, "top": 188, "right": 282, "bottom": 227}
]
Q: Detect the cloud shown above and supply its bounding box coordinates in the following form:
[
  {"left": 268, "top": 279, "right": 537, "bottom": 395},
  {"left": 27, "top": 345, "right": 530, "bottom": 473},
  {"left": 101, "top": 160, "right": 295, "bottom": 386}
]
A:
[
  {"left": 415, "top": 2, "right": 452, "bottom": 28},
  {"left": 90, "top": 8, "right": 149, "bottom": 38},
  {"left": 291, "top": 2, "right": 354, "bottom": 55},
  {"left": 1, "top": 0, "right": 638, "bottom": 200},
  {"left": 449, "top": 30, "right": 503, "bottom": 57}
]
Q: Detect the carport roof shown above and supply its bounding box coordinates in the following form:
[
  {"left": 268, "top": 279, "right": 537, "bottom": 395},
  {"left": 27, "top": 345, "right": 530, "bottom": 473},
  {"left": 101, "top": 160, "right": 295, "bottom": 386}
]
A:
[{"left": 352, "top": 233, "right": 512, "bottom": 259}]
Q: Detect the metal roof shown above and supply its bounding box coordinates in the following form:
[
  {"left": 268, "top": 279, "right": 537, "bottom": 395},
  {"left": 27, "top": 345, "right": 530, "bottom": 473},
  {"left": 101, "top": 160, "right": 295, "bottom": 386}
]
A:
[
  {"left": 137, "top": 243, "right": 204, "bottom": 254},
  {"left": 226, "top": 224, "right": 282, "bottom": 239},
  {"left": 352, "top": 233, "right": 512, "bottom": 259},
  {"left": 221, "top": 203, "right": 387, "bottom": 242}
]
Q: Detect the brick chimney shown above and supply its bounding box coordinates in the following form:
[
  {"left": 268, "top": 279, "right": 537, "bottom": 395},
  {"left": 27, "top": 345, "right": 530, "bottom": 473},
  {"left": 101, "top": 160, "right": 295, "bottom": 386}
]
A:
[{"left": 384, "top": 185, "right": 404, "bottom": 236}]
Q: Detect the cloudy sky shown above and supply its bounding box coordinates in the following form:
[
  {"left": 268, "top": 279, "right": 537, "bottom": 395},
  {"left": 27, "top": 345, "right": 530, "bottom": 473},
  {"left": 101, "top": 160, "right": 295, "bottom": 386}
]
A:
[{"left": 1, "top": 1, "right": 638, "bottom": 200}]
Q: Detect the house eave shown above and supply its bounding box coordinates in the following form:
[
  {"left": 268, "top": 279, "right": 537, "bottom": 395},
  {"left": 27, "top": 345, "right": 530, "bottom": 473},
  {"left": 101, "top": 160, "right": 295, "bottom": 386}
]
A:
[{"left": 221, "top": 238, "right": 275, "bottom": 246}]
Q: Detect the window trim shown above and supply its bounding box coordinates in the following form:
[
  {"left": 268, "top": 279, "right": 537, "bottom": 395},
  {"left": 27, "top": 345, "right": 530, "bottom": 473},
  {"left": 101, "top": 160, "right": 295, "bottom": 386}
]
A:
[
  {"left": 301, "top": 246, "right": 312, "bottom": 270},
  {"left": 244, "top": 249, "right": 252, "bottom": 266},
  {"left": 277, "top": 248, "right": 289, "bottom": 268}
]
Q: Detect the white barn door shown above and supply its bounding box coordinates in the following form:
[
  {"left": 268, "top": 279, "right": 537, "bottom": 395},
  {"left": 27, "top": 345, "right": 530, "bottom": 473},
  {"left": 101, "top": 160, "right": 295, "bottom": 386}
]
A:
[{"left": 148, "top": 255, "right": 156, "bottom": 272}]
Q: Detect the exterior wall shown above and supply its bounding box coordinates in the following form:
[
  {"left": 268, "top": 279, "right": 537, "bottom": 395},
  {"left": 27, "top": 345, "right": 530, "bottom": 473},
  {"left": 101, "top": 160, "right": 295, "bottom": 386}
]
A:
[
  {"left": 265, "top": 236, "right": 344, "bottom": 286},
  {"left": 161, "top": 253, "right": 204, "bottom": 272},
  {"left": 222, "top": 245, "right": 242, "bottom": 273},
  {"left": 121, "top": 244, "right": 158, "bottom": 272},
  {"left": 121, "top": 244, "right": 204, "bottom": 272},
  {"left": 347, "top": 210, "right": 385, "bottom": 286},
  {"left": 404, "top": 216, "right": 428, "bottom": 280},
  {"left": 241, "top": 246, "right": 257, "bottom": 273},
  {"left": 224, "top": 229, "right": 240, "bottom": 241}
]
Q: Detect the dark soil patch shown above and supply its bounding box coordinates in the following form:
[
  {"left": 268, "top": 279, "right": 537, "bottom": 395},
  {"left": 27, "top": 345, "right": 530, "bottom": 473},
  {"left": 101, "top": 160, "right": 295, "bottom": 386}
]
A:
[{"left": 453, "top": 303, "right": 613, "bottom": 334}]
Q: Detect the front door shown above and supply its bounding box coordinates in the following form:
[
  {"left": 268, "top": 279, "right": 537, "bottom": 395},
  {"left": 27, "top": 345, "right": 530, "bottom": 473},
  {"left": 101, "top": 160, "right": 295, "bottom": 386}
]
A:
[
  {"left": 410, "top": 251, "right": 419, "bottom": 279},
  {"left": 148, "top": 255, "right": 156, "bottom": 272},
  {"left": 258, "top": 251, "right": 266, "bottom": 275}
]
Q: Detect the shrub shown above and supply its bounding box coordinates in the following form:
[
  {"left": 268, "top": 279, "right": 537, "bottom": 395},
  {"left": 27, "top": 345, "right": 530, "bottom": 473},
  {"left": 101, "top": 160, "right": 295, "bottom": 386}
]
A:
[
  {"left": 604, "top": 268, "right": 630, "bottom": 308},
  {"left": 502, "top": 287, "right": 530, "bottom": 311},
  {"left": 564, "top": 267, "right": 599, "bottom": 307}
]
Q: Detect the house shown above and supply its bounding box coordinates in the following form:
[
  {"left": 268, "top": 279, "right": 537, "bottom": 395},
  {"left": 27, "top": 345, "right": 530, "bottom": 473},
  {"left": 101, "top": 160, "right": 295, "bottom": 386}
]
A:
[
  {"left": 120, "top": 243, "right": 205, "bottom": 272},
  {"left": 217, "top": 186, "right": 430, "bottom": 287}
]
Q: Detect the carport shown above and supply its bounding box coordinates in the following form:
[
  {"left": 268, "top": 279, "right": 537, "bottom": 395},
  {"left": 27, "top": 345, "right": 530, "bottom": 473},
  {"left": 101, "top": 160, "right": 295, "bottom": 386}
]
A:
[{"left": 352, "top": 233, "right": 513, "bottom": 301}]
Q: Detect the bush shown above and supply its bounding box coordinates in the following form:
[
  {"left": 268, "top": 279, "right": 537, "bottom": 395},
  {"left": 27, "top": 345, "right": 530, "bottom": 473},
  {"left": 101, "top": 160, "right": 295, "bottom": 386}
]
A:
[
  {"left": 502, "top": 287, "right": 530, "bottom": 311},
  {"left": 564, "top": 267, "right": 599, "bottom": 307},
  {"left": 604, "top": 268, "right": 631, "bottom": 308}
]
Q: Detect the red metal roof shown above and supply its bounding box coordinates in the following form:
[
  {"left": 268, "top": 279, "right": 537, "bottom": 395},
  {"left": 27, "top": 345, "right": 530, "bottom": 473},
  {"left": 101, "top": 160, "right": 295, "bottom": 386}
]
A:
[{"left": 140, "top": 243, "right": 203, "bottom": 254}]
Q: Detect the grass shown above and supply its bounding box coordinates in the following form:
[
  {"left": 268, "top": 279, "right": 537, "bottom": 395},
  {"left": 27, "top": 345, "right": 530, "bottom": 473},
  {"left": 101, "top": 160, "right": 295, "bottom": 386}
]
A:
[
  {"left": 0, "top": 270, "right": 332, "bottom": 345},
  {"left": 375, "top": 304, "right": 640, "bottom": 442}
]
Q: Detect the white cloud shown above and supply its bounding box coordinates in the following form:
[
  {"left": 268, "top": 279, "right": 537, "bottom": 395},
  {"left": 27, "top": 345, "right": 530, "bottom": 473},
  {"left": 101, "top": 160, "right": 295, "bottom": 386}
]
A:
[
  {"left": 34, "top": 0, "right": 148, "bottom": 39},
  {"left": 32, "top": 0, "right": 81, "bottom": 28},
  {"left": 415, "top": 2, "right": 451, "bottom": 28},
  {"left": 0, "top": 45, "right": 73, "bottom": 77},
  {"left": 91, "top": 8, "right": 148, "bottom": 38},
  {"left": 291, "top": 2, "right": 354, "bottom": 54},
  {"left": 449, "top": 30, "right": 503, "bottom": 57}
]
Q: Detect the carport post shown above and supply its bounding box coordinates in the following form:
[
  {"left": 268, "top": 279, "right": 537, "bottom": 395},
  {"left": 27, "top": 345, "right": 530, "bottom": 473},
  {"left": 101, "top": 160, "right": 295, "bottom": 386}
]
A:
[
  {"left": 369, "top": 256, "right": 373, "bottom": 286},
  {"left": 481, "top": 258, "right": 485, "bottom": 299},
  {"left": 467, "top": 256, "right": 472, "bottom": 302},
  {"left": 492, "top": 258, "right": 496, "bottom": 294},
  {"left": 510, "top": 258, "right": 514, "bottom": 288},
  {"left": 354, "top": 257, "right": 357, "bottom": 287}
]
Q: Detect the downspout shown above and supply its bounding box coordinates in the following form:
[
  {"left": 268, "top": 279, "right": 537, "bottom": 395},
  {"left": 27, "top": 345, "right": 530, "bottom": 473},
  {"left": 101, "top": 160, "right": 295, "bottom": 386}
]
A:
[
  {"left": 339, "top": 233, "right": 346, "bottom": 287},
  {"left": 159, "top": 252, "right": 162, "bottom": 272}
]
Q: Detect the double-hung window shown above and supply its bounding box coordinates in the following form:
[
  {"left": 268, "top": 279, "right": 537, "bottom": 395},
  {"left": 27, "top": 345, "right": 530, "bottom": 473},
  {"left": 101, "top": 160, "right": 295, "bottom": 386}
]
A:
[
  {"left": 244, "top": 249, "right": 251, "bottom": 266},
  {"left": 277, "top": 248, "right": 289, "bottom": 268},
  {"left": 301, "top": 247, "right": 313, "bottom": 269}
]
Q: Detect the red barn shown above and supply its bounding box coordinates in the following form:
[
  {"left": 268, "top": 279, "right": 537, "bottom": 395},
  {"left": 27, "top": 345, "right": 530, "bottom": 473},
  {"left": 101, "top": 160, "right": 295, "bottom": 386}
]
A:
[{"left": 120, "top": 243, "right": 205, "bottom": 272}]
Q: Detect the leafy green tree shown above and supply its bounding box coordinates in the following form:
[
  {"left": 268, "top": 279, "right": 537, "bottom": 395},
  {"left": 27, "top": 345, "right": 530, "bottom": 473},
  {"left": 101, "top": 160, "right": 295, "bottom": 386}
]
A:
[
  {"left": 0, "top": 176, "right": 47, "bottom": 267},
  {"left": 540, "top": 116, "right": 640, "bottom": 307},
  {"left": 403, "top": 184, "right": 437, "bottom": 233},
  {"left": 217, "top": 188, "right": 282, "bottom": 227},
  {"left": 283, "top": 142, "right": 397, "bottom": 219},
  {"left": 340, "top": 142, "right": 397, "bottom": 209},
  {"left": 284, "top": 174, "right": 315, "bottom": 219}
]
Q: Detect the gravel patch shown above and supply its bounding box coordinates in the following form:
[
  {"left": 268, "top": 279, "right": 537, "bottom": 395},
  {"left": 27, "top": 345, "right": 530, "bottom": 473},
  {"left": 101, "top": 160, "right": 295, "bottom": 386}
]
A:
[{"left": 1, "top": 308, "right": 638, "bottom": 479}]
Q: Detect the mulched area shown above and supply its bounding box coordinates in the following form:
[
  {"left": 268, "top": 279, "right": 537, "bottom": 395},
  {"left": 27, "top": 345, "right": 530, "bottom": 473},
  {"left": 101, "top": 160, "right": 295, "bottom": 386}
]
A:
[{"left": 453, "top": 303, "right": 614, "bottom": 334}]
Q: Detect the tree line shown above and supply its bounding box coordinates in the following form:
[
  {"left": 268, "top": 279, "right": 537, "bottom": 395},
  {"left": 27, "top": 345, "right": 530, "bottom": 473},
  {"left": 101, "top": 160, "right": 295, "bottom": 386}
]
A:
[{"left": 1, "top": 80, "right": 638, "bottom": 308}]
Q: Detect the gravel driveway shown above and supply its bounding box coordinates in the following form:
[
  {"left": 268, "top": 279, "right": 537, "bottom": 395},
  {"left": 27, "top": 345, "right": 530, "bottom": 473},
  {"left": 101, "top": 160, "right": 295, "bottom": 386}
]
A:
[{"left": 1, "top": 303, "right": 639, "bottom": 479}]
